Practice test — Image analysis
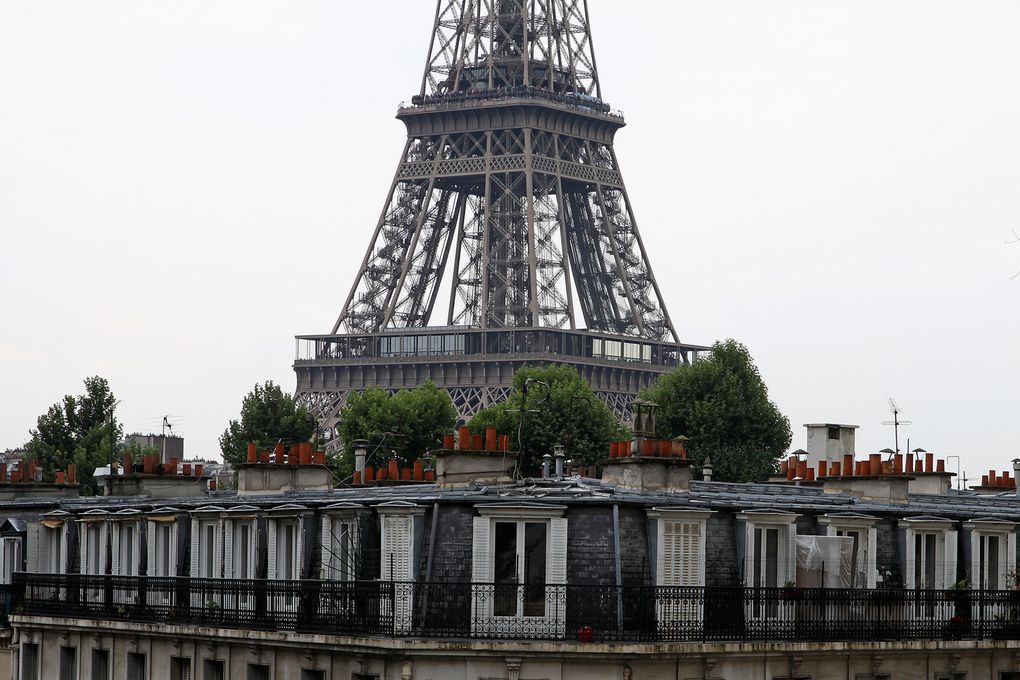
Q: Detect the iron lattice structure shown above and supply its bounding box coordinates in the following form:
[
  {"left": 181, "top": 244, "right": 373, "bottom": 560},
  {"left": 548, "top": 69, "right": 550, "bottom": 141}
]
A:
[{"left": 296, "top": 0, "right": 707, "bottom": 450}]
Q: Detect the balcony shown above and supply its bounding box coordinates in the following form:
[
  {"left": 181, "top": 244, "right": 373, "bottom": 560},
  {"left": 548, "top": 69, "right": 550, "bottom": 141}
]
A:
[{"left": 10, "top": 574, "right": 1020, "bottom": 643}]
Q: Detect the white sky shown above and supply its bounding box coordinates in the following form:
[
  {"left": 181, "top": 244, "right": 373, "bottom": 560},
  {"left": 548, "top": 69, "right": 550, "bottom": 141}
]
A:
[{"left": 1, "top": 1, "right": 1018, "bottom": 484}]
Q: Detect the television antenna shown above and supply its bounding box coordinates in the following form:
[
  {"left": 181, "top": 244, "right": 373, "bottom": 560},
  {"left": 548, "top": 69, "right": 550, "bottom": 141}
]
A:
[{"left": 881, "top": 398, "right": 912, "bottom": 455}]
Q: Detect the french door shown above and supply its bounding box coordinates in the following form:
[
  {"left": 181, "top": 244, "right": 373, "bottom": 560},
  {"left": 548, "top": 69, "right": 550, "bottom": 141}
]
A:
[{"left": 493, "top": 520, "right": 548, "bottom": 619}]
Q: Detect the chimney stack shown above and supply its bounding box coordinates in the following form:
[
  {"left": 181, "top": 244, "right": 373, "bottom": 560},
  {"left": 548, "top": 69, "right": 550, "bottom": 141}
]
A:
[{"left": 354, "top": 440, "right": 368, "bottom": 476}]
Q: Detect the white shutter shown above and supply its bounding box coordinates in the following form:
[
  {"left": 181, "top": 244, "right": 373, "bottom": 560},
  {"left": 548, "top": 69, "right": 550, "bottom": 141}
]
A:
[
  {"left": 1008, "top": 532, "right": 1018, "bottom": 588},
  {"left": 943, "top": 530, "right": 958, "bottom": 589},
  {"left": 743, "top": 523, "right": 755, "bottom": 586},
  {"left": 547, "top": 517, "right": 568, "bottom": 585},
  {"left": 267, "top": 519, "right": 278, "bottom": 580},
  {"left": 904, "top": 528, "right": 915, "bottom": 589},
  {"left": 970, "top": 531, "right": 981, "bottom": 590},
  {"left": 471, "top": 517, "right": 490, "bottom": 583},
  {"left": 189, "top": 522, "right": 200, "bottom": 577},
  {"left": 27, "top": 523, "right": 43, "bottom": 573},
  {"left": 249, "top": 523, "right": 257, "bottom": 580},
  {"left": 79, "top": 524, "right": 89, "bottom": 575},
  {"left": 867, "top": 527, "right": 878, "bottom": 588},
  {"left": 296, "top": 518, "right": 304, "bottom": 580},
  {"left": 147, "top": 522, "right": 157, "bottom": 576},
  {"left": 661, "top": 520, "right": 700, "bottom": 587},
  {"left": 382, "top": 515, "right": 412, "bottom": 581},
  {"left": 223, "top": 521, "right": 234, "bottom": 579},
  {"left": 98, "top": 524, "right": 108, "bottom": 575},
  {"left": 320, "top": 516, "right": 332, "bottom": 579},
  {"left": 785, "top": 525, "right": 798, "bottom": 584},
  {"left": 111, "top": 525, "right": 121, "bottom": 575}
]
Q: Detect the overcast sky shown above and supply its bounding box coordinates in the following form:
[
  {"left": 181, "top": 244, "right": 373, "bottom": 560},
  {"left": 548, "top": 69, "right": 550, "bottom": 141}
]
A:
[{"left": 2, "top": 1, "right": 1018, "bottom": 485}]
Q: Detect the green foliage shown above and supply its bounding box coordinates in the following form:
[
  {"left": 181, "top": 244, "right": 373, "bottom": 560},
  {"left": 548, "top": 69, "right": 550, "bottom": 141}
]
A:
[
  {"left": 219, "top": 381, "right": 317, "bottom": 468},
  {"left": 25, "top": 376, "right": 122, "bottom": 495},
  {"left": 336, "top": 381, "right": 458, "bottom": 479},
  {"left": 642, "top": 339, "right": 792, "bottom": 483},
  {"left": 469, "top": 365, "right": 626, "bottom": 476}
]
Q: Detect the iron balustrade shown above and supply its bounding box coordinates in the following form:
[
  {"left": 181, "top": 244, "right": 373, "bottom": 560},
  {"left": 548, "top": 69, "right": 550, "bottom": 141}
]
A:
[{"left": 10, "top": 574, "right": 1020, "bottom": 642}]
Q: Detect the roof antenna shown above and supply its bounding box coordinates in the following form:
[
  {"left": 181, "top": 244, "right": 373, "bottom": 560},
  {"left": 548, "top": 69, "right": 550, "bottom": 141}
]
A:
[{"left": 881, "top": 398, "right": 912, "bottom": 455}]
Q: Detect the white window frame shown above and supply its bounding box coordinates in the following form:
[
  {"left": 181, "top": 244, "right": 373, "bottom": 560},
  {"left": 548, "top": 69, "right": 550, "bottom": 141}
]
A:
[
  {"left": 818, "top": 513, "right": 880, "bottom": 588},
  {"left": 146, "top": 508, "right": 180, "bottom": 578},
  {"left": 110, "top": 510, "right": 142, "bottom": 577},
  {"left": 471, "top": 504, "right": 567, "bottom": 638},
  {"left": 1, "top": 536, "right": 22, "bottom": 584},
  {"left": 266, "top": 504, "right": 308, "bottom": 581},
  {"left": 320, "top": 503, "right": 361, "bottom": 582},
  {"left": 36, "top": 511, "right": 71, "bottom": 576},
  {"left": 965, "top": 519, "right": 1016, "bottom": 591},
  {"left": 377, "top": 502, "right": 425, "bottom": 634},
  {"left": 739, "top": 510, "right": 798, "bottom": 587},
  {"left": 899, "top": 516, "right": 956, "bottom": 590},
  {"left": 647, "top": 508, "right": 712, "bottom": 587},
  {"left": 188, "top": 506, "right": 225, "bottom": 610},
  {"left": 222, "top": 506, "right": 259, "bottom": 581}
]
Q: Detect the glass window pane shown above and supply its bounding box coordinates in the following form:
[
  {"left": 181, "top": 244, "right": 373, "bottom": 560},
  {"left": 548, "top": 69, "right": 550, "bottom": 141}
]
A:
[
  {"left": 989, "top": 536, "right": 1000, "bottom": 590},
  {"left": 493, "top": 522, "right": 517, "bottom": 616},
  {"left": 523, "top": 523, "right": 547, "bottom": 616}
]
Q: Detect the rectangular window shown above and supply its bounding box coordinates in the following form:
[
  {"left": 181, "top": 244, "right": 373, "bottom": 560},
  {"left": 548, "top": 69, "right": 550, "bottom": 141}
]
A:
[
  {"left": 661, "top": 520, "right": 703, "bottom": 587},
  {"left": 91, "top": 649, "right": 110, "bottom": 680},
  {"left": 277, "top": 521, "right": 298, "bottom": 580},
  {"left": 246, "top": 664, "right": 270, "bottom": 680},
  {"left": 21, "top": 643, "right": 38, "bottom": 680},
  {"left": 234, "top": 522, "right": 252, "bottom": 579},
  {"left": 87, "top": 524, "right": 103, "bottom": 575},
  {"left": 301, "top": 671, "right": 326, "bottom": 680},
  {"left": 170, "top": 658, "right": 191, "bottom": 680},
  {"left": 492, "top": 520, "right": 547, "bottom": 618},
  {"left": 980, "top": 534, "right": 1001, "bottom": 590},
  {"left": 59, "top": 647, "right": 77, "bottom": 680},
  {"left": 835, "top": 528, "right": 863, "bottom": 587},
  {"left": 753, "top": 526, "right": 780, "bottom": 588},
  {"left": 327, "top": 520, "right": 356, "bottom": 581},
  {"left": 203, "top": 660, "right": 224, "bottom": 680},
  {"left": 157, "top": 524, "right": 173, "bottom": 577},
  {"left": 2, "top": 537, "right": 22, "bottom": 583},
  {"left": 127, "top": 653, "right": 146, "bottom": 680},
  {"left": 914, "top": 532, "right": 938, "bottom": 589},
  {"left": 119, "top": 524, "right": 136, "bottom": 576},
  {"left": 48, "top": 527, "right": 63, "bottom": 573},
  {"left": 203, "top": 524, "right": 216, "bottom": 578}
]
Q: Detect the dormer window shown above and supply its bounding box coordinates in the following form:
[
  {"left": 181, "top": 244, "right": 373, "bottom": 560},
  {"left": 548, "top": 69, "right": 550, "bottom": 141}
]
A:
[
  {"left": 267, "top": 505, "right": 308, "bottom": 581},
  {"left": 964, "top": 519, "right": 1017, "bottom": 590},
  {"left": 899, "top": 517, "right": 957, "bottom": 589},
  {"left": 189, "top": 507, "right": 225, "bottom": 580},
  {"left": 647, "top": 509, "right": 712, "bottom": 587},
  {"left": 223, "top": 507, "right": 259, "bottom": 580},
  {"left": 471, "top": 505, "right": 567, "bottom": 637},
  {"left": 320, "top": 504, "right": 362, "bottom": 582},
  {"left": 146, "top": 509, "right": 180, "bottom": 578},
  {"left": 818, "top": 513, "right": 879, "bottom": 588},
  {"left": 110, "top": 511, "right": 142, "bottom": 577}
]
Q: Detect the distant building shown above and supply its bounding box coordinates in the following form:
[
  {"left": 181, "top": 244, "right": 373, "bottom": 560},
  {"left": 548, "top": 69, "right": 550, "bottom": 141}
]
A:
[{"left": 126, "top": 433, "right": 184, "bottom": 463}]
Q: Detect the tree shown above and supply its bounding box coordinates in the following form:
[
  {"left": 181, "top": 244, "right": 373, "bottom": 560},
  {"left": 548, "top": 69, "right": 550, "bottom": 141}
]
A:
[
  {"left": 642, "top": 339, "right": 792, "bottom": 483},
  {"left": 336, "top": 381, "right": 458, "bottom": 478},
  {"left": 219, "top": 381, "right": 317, "bottom": 468},
  {"left": 469, "top": 365, "right": 626, "bottom": 476},
  {"left": 25, "top": 376, "right": 122, "bottom": 495}
]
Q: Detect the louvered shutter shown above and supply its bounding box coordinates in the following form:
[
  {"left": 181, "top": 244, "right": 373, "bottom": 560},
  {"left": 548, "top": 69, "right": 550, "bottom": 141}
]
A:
[
  {"left": 223, "top": 520, "right": 234, "bottom": 579},
  {"left": 903, "top": 527, "right": 915, "bottom": 588},
  {"left": 111, "top": 524, "right": 121, "bottom": 575},
  {"left": 27, "top": 523, "right": 42, "bottom": 573},
  {"left": 296, "top": 517, "right": 304, "bottom": 579},
  {"left": 1008, "top": 532, "right": 1018, "bottom": 587},
  {"left": 189, "top": 522, "right": 200, "bottom": 577},
  {"left": 866, "top": 527, "right": 878, "bottom": 588},
  {"left": 548, "top": 518, "right": 568, "bottom": 585},
  {"left": 742, "top": 523, "right": 754, "bottom": 586},
  {"left": 80, "top": 524, "right": 90, "bottom": 575},
  {"left": 267, "top": 519, "right": 277, "bottom": 580},
  {"left": 785, "top": 525, "right": 798, "bottom": 584},
  {"left": 472, "top": 517, "right": 490, "bottom": 584},
  {"left": 382, "top": 515, "right": 412, "bottom": 581},
  {"left": 320, "top": 516, "right": 332, "bottom": 579},
  {"left": 249, "top": 523, "right": 257, "bottom": 580},
  {"left": 943, "top": 530, "right": 958, "bottom": 588},
  {"left": 147, "top": 522, "right": 157, "bottom": 576},
  {"left": 660, "top": 520, "right": 678, "bottom": 586},
  {"left": 99, "top": 524, "right": 108, "bottom": 574}
]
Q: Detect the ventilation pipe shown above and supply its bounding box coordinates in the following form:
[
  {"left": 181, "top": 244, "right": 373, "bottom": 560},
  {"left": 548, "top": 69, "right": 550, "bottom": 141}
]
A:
[
  {"left": 703, "top": 456, "right": 714, "bottom": 482},
  {"left": 542, "top": 453, "right": 552, "bottom": 479},
  {"left": 1013, "top": 459, "right": 1020, "bottom": 499},
  {"left": 554, "top": 445, "right": 565, "bottom": 480},
  {"left": 354, "top": 440, "right": 368, "bottom": 476}
]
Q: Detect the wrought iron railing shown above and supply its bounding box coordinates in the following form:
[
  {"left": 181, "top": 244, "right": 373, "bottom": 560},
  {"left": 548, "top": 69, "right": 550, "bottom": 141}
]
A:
[{"left": 11, "top": 574, "right": 1020, "bottom": 642}]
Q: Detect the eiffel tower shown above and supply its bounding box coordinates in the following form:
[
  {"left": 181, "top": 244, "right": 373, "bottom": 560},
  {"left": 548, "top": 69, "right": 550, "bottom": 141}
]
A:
[{"left": 295, "top": 0, "right": 707, "bottom": 449}]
